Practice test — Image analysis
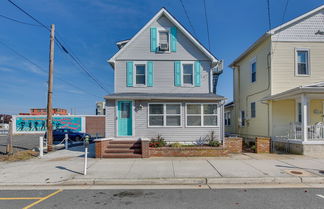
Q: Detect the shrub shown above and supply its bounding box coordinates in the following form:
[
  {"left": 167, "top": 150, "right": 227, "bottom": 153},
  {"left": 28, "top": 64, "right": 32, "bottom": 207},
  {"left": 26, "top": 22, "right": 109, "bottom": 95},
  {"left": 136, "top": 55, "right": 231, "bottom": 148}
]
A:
[
  {"left": 149, "top": 134, "right": 167, "bottom": 148},
  {"left": 170, "top": 142, "right": 182, "bottom": 148},
  {"left": 208, "top": 140, "right": 220, "bottom": 147}
]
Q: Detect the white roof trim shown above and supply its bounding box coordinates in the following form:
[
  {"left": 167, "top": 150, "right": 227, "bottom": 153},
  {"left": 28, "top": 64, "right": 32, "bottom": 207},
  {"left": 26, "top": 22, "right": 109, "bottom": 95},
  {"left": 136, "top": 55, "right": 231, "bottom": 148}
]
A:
[
  {"left": 107, "top": 8, "right": 219, "bottom": 68},
  {"left": 230, "top": 4, "right": 324, "bottom": 68}
]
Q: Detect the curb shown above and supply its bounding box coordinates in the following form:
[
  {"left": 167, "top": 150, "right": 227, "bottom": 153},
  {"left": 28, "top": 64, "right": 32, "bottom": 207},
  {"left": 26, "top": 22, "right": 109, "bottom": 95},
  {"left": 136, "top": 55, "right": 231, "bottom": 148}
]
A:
[{"left": 1, "top": 176, "right": 324, "bottom": 186}]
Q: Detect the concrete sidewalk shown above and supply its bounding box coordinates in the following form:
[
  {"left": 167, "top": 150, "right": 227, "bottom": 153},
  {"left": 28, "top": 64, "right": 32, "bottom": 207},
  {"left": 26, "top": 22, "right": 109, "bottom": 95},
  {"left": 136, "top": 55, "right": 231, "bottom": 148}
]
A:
[{"left": 1, "top": 144, "right": 324, "bottom": 186}]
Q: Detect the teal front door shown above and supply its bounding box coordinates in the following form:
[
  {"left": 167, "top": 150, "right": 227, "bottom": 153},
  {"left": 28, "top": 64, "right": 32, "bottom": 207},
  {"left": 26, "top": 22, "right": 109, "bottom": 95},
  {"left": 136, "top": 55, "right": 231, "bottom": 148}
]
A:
[{"left": 117, "top": 101, "right": 133, "bottom": 136}]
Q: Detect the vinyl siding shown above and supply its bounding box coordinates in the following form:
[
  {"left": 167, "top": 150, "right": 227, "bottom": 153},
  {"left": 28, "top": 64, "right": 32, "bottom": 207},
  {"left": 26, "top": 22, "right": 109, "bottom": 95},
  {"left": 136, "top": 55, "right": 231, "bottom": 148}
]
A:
[
  {"left": 271, "top": 99, "right": 296, "bottom": 137},
  {"left": 105, "top": 99, "right": 223, "bottom": 142},
  {"left": 115, "top": 60, "right": 211, "bottom": 93},
  {"left": 116, "top": 15, "right": 209, "bottom": 61},
  {"left": 233, "top": 38, "right": 271, "bottom": 137},
  {"left": 271, "top": 42, "right": 324, "bottom": 94}
]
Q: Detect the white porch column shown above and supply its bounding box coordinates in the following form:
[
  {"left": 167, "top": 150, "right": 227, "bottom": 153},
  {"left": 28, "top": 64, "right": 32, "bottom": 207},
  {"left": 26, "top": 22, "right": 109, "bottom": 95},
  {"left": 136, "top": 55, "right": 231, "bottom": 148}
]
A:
[{"left": 301, "top": 94, "right": 308, "bottom": 142}]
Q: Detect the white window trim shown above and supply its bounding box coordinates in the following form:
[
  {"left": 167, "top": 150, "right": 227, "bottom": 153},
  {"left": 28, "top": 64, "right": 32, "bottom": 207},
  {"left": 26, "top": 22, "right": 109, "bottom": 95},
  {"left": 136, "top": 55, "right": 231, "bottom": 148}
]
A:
[
  {"left": 148, "top": 103, "right": 182, "bottom": 127},
  {"left": 295, "top": 48, "right": 311, "bottom": 77},
  {"left": 185, "top": 103, "right": 219, "bottom": 127},
  {"left": 133, "top": 61, "right": 147, "bottom": 87},
  {"left": 250, "top": 57, "right": 257, "bottom": 83},
  {"left": 181, "top": 61, "right": 195, "bottom": 87},
  {"left": 225, "top": 111, "right": 231, "bottom": 126},
  {"left": 157, "top": 27, "right": 171, "bottom": 53}
]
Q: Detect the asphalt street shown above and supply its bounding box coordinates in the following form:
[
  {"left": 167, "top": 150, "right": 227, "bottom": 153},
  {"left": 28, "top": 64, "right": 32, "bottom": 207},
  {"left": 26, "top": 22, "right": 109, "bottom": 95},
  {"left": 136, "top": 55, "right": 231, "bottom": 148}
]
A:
[{"left": 0, "top": 188, "right": 324, "bottom": 209}]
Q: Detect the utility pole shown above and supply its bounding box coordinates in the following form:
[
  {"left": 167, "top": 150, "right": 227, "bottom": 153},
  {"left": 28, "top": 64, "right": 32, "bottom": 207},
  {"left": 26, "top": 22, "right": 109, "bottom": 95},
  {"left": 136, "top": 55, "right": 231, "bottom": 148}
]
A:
[{"left": 47, "top": 24, "right": 55, "bottom": 151}]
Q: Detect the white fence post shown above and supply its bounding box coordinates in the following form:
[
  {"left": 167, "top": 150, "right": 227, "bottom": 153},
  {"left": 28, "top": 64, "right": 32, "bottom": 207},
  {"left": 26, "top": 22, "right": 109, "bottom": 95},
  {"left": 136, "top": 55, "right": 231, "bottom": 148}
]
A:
[
  {"left": 39, "top": 136, "right": 44, "bottom": 158},
  {"left": 65, "top": 134, "right": 68, "bottom": 150}
]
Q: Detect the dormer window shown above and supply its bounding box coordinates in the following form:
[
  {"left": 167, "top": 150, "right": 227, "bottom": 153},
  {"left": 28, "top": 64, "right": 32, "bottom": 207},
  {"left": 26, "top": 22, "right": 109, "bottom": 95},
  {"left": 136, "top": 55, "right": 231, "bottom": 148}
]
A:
[{"left": 158, "top": 30, "right": 170, "bottom": 52}]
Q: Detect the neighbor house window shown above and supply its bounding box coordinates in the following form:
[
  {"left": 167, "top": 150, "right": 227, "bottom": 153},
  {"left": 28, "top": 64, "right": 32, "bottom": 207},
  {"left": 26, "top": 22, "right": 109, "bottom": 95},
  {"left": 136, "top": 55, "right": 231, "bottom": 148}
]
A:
[
  {"left": 148, "top": 103, "right": 181, "bottom": 127},
  {"left": 240, "top": 111, "right": 245, "bottom": 127},
  {"left": 158, "top": 30, "right": 169, "bottom": 51},
  {"left": 186, "top": 104, "right": 218, "bottom": 127},
  {"left": 225, "top": 112, "right": 231, "bottom": 126},
  {"left": 182, "top": 63, "right": 194, "bottom": 85},
  {"left": 251, "top": 58, "right": 256, "bottom": 82},
  {"left": 251, "top": 102, "right": 256, "bottom": 118},
  {"left": 296, "top": 49, "right": 309, "bottom": 75},
  {"left": 135, "top": 64, "right": 146, "bottom": 85}
]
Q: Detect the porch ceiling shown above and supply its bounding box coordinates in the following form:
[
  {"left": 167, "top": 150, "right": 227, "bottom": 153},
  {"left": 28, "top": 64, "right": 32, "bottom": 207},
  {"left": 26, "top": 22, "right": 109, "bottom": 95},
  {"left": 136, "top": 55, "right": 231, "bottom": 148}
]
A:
[{"left": 262, "top": 86, "right": 324, "bottom": 101}]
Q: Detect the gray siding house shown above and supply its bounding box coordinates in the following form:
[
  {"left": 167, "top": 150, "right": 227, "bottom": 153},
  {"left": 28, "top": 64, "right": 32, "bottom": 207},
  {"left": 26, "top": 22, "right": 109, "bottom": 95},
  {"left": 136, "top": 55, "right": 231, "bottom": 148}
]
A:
[{"left": 106, "top": 8, "right": 225, "bottom": 142}]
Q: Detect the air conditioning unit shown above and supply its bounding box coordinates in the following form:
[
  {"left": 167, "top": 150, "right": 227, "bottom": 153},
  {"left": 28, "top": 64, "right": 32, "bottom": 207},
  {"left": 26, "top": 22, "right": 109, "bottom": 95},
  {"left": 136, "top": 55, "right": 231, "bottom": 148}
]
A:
[{"left": 159, "top": 43, "right": 169, "bottom": 51}]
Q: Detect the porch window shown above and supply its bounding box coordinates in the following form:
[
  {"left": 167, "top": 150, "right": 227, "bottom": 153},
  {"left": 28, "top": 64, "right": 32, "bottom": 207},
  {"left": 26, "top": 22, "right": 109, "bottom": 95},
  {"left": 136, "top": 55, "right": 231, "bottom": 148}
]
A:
[
  {"left": 251, "top": 102, "right": 256, "bottom": 118},
  {"left": 148, "top": 103, "right": 181, "bottom": 127},
  {"left": 183, "top": 63, "right": 194, "bottom": 85},
  {"left": 186, "top": 104, "right": 218, "bottom": 127},
  {"left": 296, "top": 50, "right": 309, "bottom": 75},
  {"left": 135, "top": 64, "right": 146, "bottom": 85},
  {"left": 297, "top": 102, "right": 302, "bottom": 123},
  {"left": 225, "top": 112, "right": 231, "bottom": 126}
]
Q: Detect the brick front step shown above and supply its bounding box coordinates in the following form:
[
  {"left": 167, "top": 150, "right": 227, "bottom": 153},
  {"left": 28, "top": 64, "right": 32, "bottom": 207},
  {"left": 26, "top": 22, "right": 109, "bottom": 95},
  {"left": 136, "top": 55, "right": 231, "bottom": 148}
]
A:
[
  {"left": 109, "top": 140, "right": 141, "bottom": 144},
  {"left": 102, "top": 153, "right": 142, "bottom": 158},
  {"left": 107, "top": 144, "right": 141, "bottom": 149},
  {"left": 105, "top": 148, "right": 141, "bottom": 154}
]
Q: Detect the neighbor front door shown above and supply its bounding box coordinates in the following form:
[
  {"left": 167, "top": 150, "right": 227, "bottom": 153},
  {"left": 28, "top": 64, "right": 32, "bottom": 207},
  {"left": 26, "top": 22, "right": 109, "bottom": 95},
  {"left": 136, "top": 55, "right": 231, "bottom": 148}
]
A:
[{"left": 117, "top": 101, "right": 132, "bottom": 136}]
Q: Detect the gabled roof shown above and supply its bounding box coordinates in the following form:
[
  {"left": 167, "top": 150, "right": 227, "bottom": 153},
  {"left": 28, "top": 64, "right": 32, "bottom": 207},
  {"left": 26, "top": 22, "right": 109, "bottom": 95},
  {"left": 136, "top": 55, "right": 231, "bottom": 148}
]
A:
[
  {"left": 230, "top": 4, "right": 324, "bottom": 68},
  {"left": 108, "top": 7, "right": 219, "bottom": 68}
]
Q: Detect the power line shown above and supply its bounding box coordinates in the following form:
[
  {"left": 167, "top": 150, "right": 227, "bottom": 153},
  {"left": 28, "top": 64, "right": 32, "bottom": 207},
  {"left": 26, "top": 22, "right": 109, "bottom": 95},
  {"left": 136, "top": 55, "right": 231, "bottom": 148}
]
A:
[
  {"left": 272, "top": 0, "right": 289, "bottom": 55},
  {"left": 179, "top": 0, "right": 197, "bottom": 37},
  {"left": 0, "top": 39, "right": 102, "bottom": 99},
  {"left": 203, "top": 0, "right": 211, "bottom": 50},
  {"left": 7, "top": 0, "right": 110, "bottom": 94},
  {"left": 0, "top": 13, "right": 41, "bottom": 26}
]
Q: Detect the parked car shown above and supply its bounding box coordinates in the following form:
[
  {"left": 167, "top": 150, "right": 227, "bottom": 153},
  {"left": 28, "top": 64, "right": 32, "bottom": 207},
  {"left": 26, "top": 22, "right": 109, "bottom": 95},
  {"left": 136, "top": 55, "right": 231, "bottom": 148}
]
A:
[{"left": 45, "top": 128, "right": 91, "bottom": 142}]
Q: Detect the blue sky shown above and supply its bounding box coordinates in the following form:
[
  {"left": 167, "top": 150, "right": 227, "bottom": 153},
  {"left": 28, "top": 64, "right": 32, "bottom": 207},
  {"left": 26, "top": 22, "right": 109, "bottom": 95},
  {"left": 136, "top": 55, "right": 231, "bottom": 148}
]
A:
[{"left": 0, "top": 0, "right": 323, "bottom": 115}]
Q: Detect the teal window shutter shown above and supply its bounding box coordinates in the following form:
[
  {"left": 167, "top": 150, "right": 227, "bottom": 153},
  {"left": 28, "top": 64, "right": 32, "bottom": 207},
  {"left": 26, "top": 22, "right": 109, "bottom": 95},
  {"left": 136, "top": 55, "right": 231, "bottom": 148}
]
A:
[
  {"left": 194, "top": 61, "right": 201, "bottom": 87},
  {"left": 147, "top": 61, "right": 154, "bottom": 87},
  {"left": 150, "top": 27, "right": 157, "bottom": 52},
  {"left": 126, "top": 61, "right": 133, "bottom": 87},
  {"left": 170, "top": 27, "right": 177, "bottom": 52},
  {"left": 174, "top": 61, "right": 181, "bottom": 86}
]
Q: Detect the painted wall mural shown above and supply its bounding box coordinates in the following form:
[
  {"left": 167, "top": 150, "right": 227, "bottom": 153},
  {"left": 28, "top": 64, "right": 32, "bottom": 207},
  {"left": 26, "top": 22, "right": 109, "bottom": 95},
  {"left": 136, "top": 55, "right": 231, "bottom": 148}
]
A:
[{"left": 15, "top": 116, "right": 83, "bottom": 133}]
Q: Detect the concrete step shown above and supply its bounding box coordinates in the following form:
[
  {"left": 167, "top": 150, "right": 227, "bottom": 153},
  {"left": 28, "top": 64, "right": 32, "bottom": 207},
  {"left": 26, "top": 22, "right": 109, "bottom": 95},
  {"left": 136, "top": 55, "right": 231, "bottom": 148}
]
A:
[
  {"left": 109, "top": 140, "right": 141, "bottom": 144},
  {"left": 107, "top": 144, "right": 141, "bottom": 149},
  {"left": 101, "top": 153, "right": 142, "bottom": 158},
  {"left": 105, "top": 149, "right": 141, "bottom": 154}
]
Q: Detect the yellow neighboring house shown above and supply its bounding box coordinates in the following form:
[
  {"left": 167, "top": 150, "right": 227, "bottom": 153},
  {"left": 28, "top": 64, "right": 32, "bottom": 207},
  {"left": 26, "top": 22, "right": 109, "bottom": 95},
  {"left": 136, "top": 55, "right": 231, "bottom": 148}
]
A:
[{"left": 227, "top": 5, "right": 324, "bottom": 154}]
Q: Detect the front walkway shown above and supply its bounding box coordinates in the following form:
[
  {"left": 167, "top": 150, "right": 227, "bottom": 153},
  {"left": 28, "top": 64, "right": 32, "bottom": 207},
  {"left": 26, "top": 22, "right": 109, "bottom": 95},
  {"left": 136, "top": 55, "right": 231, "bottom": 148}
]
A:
[{"left": 1, "top": 145, "right": 324, "bottom": 186}]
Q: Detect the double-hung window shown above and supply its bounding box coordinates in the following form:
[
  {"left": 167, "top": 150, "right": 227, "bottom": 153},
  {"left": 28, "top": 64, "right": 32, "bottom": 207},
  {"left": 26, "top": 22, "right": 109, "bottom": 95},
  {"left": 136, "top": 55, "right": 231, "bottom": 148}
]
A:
[
  {"left": 296, "top": 49, "right": 310, "bottom": 75},
  {"left": 186, "top": 104, "right": 218, "bottom": 127},
  {"left": 251, "top": 58, "right": 256, "bottom": 83},
  {"left": 148, "top": 103, "right": 181, "bottom": 127},
  {"left": 297, "top": 102, "right": 302, "bottom": 123},
  {"left": 240, "top": 111, "right": 245, "bottom": 127},
  {"left": 158, "top": 30, "right": 169, "bottom": 51},
  {"left": 135, "top": 64, "right": 146, "bottom": 85},
  {"left": 225, "top": 112, "right": 231, "bottom": 126},
  {"left": 182, "top": 63, "right": 194, "bottom": 85}
]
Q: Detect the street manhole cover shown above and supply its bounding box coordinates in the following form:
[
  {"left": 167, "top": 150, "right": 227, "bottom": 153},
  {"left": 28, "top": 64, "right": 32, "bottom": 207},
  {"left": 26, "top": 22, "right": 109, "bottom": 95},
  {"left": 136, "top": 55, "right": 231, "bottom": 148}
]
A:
[
  {"left": 319, "top": 170, "right": 324, "bottom": 174},
  {"left": 284, "top": 169, "right": 314, "bottom": 177}
]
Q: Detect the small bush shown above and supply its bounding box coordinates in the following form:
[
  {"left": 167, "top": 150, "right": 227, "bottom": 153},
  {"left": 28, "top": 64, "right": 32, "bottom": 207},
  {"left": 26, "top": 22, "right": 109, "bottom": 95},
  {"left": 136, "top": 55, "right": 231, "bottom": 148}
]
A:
[
  {"left": 149, "top": 134, "right": 167, "bottom": 148},
  {"left": 208, "top": 140, "right": 220, "bottom": 147},
  {"left": 170, "top": 142, "right": 182, "bottom": 148}
]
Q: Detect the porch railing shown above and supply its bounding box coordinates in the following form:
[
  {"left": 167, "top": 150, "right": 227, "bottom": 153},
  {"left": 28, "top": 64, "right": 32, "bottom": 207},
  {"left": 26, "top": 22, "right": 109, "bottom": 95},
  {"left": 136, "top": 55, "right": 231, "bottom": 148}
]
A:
[{"left": 287, "top": 122, "right": 324, "bottom": 141}]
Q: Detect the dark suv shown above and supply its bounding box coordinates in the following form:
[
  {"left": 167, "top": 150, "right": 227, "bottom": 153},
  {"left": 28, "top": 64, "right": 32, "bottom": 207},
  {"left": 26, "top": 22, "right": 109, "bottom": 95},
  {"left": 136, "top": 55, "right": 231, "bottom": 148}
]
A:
[{"left": 45, "top": 128, "right": 91, "bottom": 142}]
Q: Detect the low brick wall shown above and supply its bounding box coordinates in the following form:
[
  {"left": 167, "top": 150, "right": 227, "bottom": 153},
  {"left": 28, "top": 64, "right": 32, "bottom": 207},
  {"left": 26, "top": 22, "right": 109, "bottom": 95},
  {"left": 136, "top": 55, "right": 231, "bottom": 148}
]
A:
[
  {"left": 95, "top": 140, "right": 109, "bottom": 158},
  {"left": 224, "top": 137, "right": 243, "bottom": 153},
  {"left": 256, "top": 137, "right": 271, "bottom": 153},
  {"left": 149, "top": 147, "right": 228, "bottom": 157}
]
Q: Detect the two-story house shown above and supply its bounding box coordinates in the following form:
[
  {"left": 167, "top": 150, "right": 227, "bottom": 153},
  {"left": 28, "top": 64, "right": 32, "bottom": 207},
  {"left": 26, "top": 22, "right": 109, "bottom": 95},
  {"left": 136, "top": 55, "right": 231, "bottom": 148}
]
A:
[
  {"left": 227, "top": 5, "right": 324, "bottom": 154},
  {"left": 105, "top": 8, "right": 224, "bottom": 144}
]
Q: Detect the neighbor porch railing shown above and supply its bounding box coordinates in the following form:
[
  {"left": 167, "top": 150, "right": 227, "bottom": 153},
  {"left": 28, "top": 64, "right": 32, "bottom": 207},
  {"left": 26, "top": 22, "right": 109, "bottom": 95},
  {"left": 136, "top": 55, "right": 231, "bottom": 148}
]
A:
[{"left": 287, "top": 122, "right": 324, "bottom": 141}]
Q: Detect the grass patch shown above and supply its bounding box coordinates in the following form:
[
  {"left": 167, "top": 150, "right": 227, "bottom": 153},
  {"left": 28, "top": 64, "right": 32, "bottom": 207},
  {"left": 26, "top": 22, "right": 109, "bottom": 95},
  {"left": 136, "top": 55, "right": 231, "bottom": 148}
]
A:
[{"left": 0, "top": 150, "right": 38, "bottom": 162}]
